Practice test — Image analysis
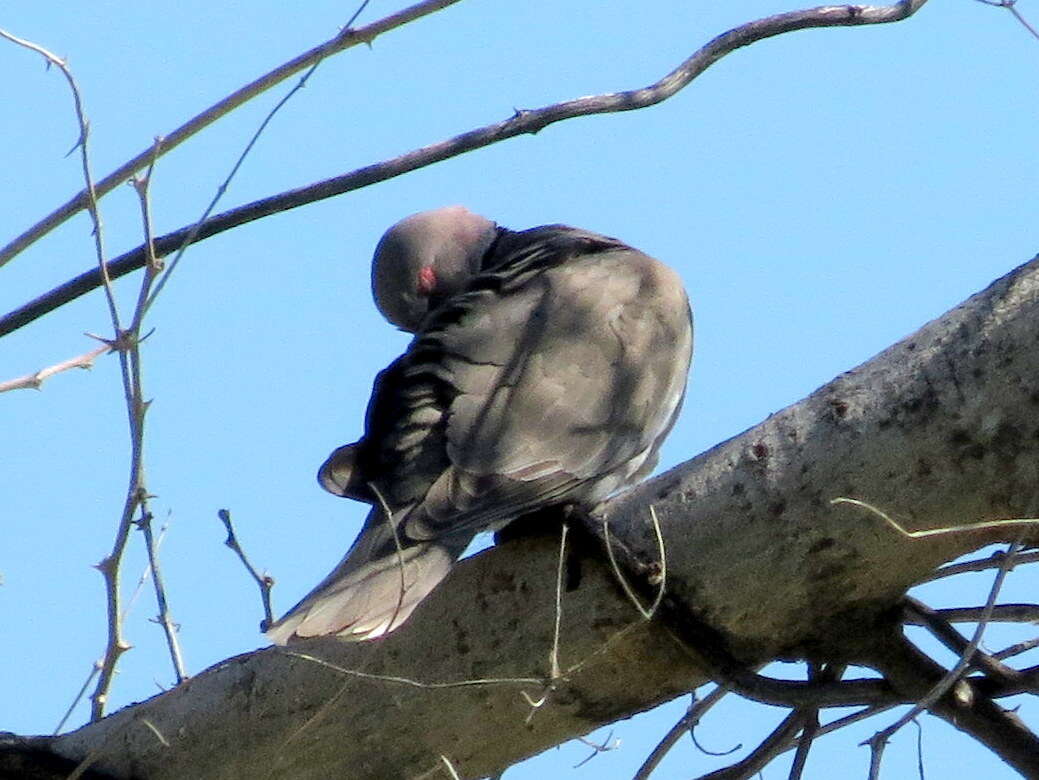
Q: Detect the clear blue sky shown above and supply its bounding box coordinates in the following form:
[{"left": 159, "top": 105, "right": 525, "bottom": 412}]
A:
[{"left": 2, "top": 1, "right": 1038, "bottom": 777}]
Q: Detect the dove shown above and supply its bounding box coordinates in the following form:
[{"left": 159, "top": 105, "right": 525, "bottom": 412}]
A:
[{"left": 266, "top": 207, "right": 692, "bottom": 643}]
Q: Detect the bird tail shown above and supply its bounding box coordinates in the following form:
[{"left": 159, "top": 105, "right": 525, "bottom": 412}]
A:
[{"left": 266, "top": 509, "right": 470, "bottom": 644}]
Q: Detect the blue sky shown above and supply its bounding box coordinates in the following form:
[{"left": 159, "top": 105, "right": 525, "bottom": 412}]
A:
[{"left": 2, "top": 1, "right": 1038, "bottom": 777}]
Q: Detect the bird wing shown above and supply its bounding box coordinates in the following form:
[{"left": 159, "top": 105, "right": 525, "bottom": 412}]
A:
[{"left": 397, "top": 227, "right": 693, "bottom": 539}]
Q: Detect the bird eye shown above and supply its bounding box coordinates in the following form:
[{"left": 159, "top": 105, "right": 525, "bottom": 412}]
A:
[{"left": 417, "top": 266, "right": 437, "bottom": 296}]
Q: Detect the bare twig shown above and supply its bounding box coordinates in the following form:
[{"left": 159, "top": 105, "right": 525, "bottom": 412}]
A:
[
  {"left": 781, "top": 703, "right": 899, "bottom": 756},
  {"left": 90, "top": 144, "right": 169, "bottom": 720},
  {"left": 56, "top": 526, "right": 171, "bottom": 733},
  {"left": 217, "top": 509, "right": 275, "bottom": 628},
  {"left": 53, "top": 662, "right": 101, "bottom": 735},
  {"left": 689, "top": 729, "right": 741, "bottom": 758},
  {"left": 574, "top": 731, "right": 619, "bottom": 768},
  {"left": 135, "top": 509, "right": 187, "bottom": 683},
  {"left": 695, "top": 710, "right": 809, "bottom": 780},
  {"left": 122, "top": 521, "right": 169, "bottom": 618},
  {"left": 141, "top": 46, "right": 316, "bottom": 312},
  {"left": 974, "top": 0, "right": 1039, "bottom": 40},
  {"left": 865, "top": 541, "right": 1023, "bottom": 777},
  {"left": 913, "top": 718, "right": 925, "bottom": 780},
  {"left": 146, "top": 3, "right": 375, "bottom": 317},
  {"left": 0, "top": 0, "right": 932, "bottom": 339},
  {"left": 928, "top": 603, "right": 1039, "bottom": 623},
  {"left": 0, "top": 0, "right": 463, "bottom": 270},
  {"left": 905, "top": 598, "right": 1028, "bottom": 692},
  {"left": 0, "top": 344, "right": 108, "bottom": 393},
  {"left": 787, "top": 663, "right": 843, "bottom": 780},
  {"left": 633, "top": 686, "right": 734, "bottom": 780},
  {"left": 0, "top": 26, "right": 119, "bottom": 329},
  {"left": 993, "top": 637, "right": 1039, "bottom": 661},
  {"left": 788, "top": 708, "right": 818, "bottom": 780},
  {"left": 920, "top": 548, "right": 1039, "bottom": 582}
]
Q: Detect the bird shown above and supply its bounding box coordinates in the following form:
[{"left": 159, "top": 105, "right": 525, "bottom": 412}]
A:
[{"left": 266, "top": 206, "right": 693, "bottom": 643}]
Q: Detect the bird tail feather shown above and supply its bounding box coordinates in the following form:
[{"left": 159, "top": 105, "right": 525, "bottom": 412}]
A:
[{"left": 267, "top": 511, "right": 469, "bottom": 643}]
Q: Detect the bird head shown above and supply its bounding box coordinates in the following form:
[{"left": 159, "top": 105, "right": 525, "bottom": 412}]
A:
[{"left": 371, "top": 206, "right": 498, "bottom": 332}]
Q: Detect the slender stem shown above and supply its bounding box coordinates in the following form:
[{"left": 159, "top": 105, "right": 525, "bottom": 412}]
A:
[{"left": 218, "top": 509, "right": 275, "bottom": 629}]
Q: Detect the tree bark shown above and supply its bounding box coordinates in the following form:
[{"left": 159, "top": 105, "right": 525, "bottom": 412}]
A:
[{"left": 14, "top": 253, "right": 1039, "bottom": 779}]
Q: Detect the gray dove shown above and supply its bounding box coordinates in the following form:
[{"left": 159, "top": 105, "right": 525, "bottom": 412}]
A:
[{"left": 266, "top": 206, "right": 692, "bottom": 643}]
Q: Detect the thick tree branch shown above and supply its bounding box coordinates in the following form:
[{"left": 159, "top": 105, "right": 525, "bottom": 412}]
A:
[
  {"left": 0, "top": 0, "right": 930, "bottom": 339},
  {"left": 7, "top": 248, "right": 1034, "bottom": 779}
]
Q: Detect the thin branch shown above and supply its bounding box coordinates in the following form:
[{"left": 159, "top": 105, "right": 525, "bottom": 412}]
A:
[
  {"left": 866, "top": 542, "right": 1024, "bottom": 776},
  {"left": 788, "top": 708, "right": 819, "bottom": 780},
  {"left": 869, "top": 632, "right": 1039, "bottom": 777},
  {"left": 217, "top": 509, "right": 275, "bottom": 629},
  {"left": 913, "top": 718, "right": 925, "bottom": 780},
  {"left": 974, "top": 0, "right": 1039, "bottom": 40},
  {"left": 904, "top": 598, "right": 1026, "bottom": 690},
  {"left": 909, "top": 602, "right": 1039, "bottom": 625},
  {"left": 53, "top": 662, "right": 101, "bottom": 735},
  {"left": 90, "top": 146, "right": 167, "bottom": 721},
  {"left": 0, "top": 344, "right": 108, "bottom": 393},
  {"left": 142, "top": 53, "right": 315, "bottom": 313},
  {"left": 0, "top": 27, "right": 120, "bottom": 330},
  {"left": 122, "top": 521, "right": 169, "bottom": 619},
  {"left": 695, "top": 710, "right": 809, "bottom": 780},
  {"left": 573, "top": 731, "right": 619, "bottom": 769},
  {"left": 920, "top": 548, "right": 1039, "bottom": 582},
  {"left": 0, "top": 0, "right": 931, "bottom": 340},
  {"left": 633, "top": 686, "right": 733, "bottom": 780},
  {"left": 0, "top": 0, "right": 463, "bottom": 270},
  {"left": 135, "top": 509, "right": 187, "bottom": 684},
  {"left": 780, "top": 703, "right": 900, "bottom": 756},
  {"left": 788, "top": 663, "right": 842, "bottom": 780},
  {"left": 993, "top": 637, "right": 1039, "bottom": 661}
]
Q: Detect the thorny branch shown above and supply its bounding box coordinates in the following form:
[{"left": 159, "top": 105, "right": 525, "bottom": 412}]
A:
[
  {"left": 0, "top": 26, "right": 118, "bottom": 329},
  {"left": 0, "top": 23, "right": 146, "bottom": 723},
  {"left": 91, "top": 145, "right": 187, "bottom": 720},
  {"left": 0, "top": 0, "right": 930, "bottom": 339}
]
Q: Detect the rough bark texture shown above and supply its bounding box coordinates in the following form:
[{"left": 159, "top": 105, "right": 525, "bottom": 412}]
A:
[
  {"left": 15, "top": 254, "right": 1039, "bottom": 778},
  {"left": 604, "top": 252, "right": 1039, "bottom": 664},
  {"left": 52, "top": 538, "right": 707, "bottom": 780}
]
